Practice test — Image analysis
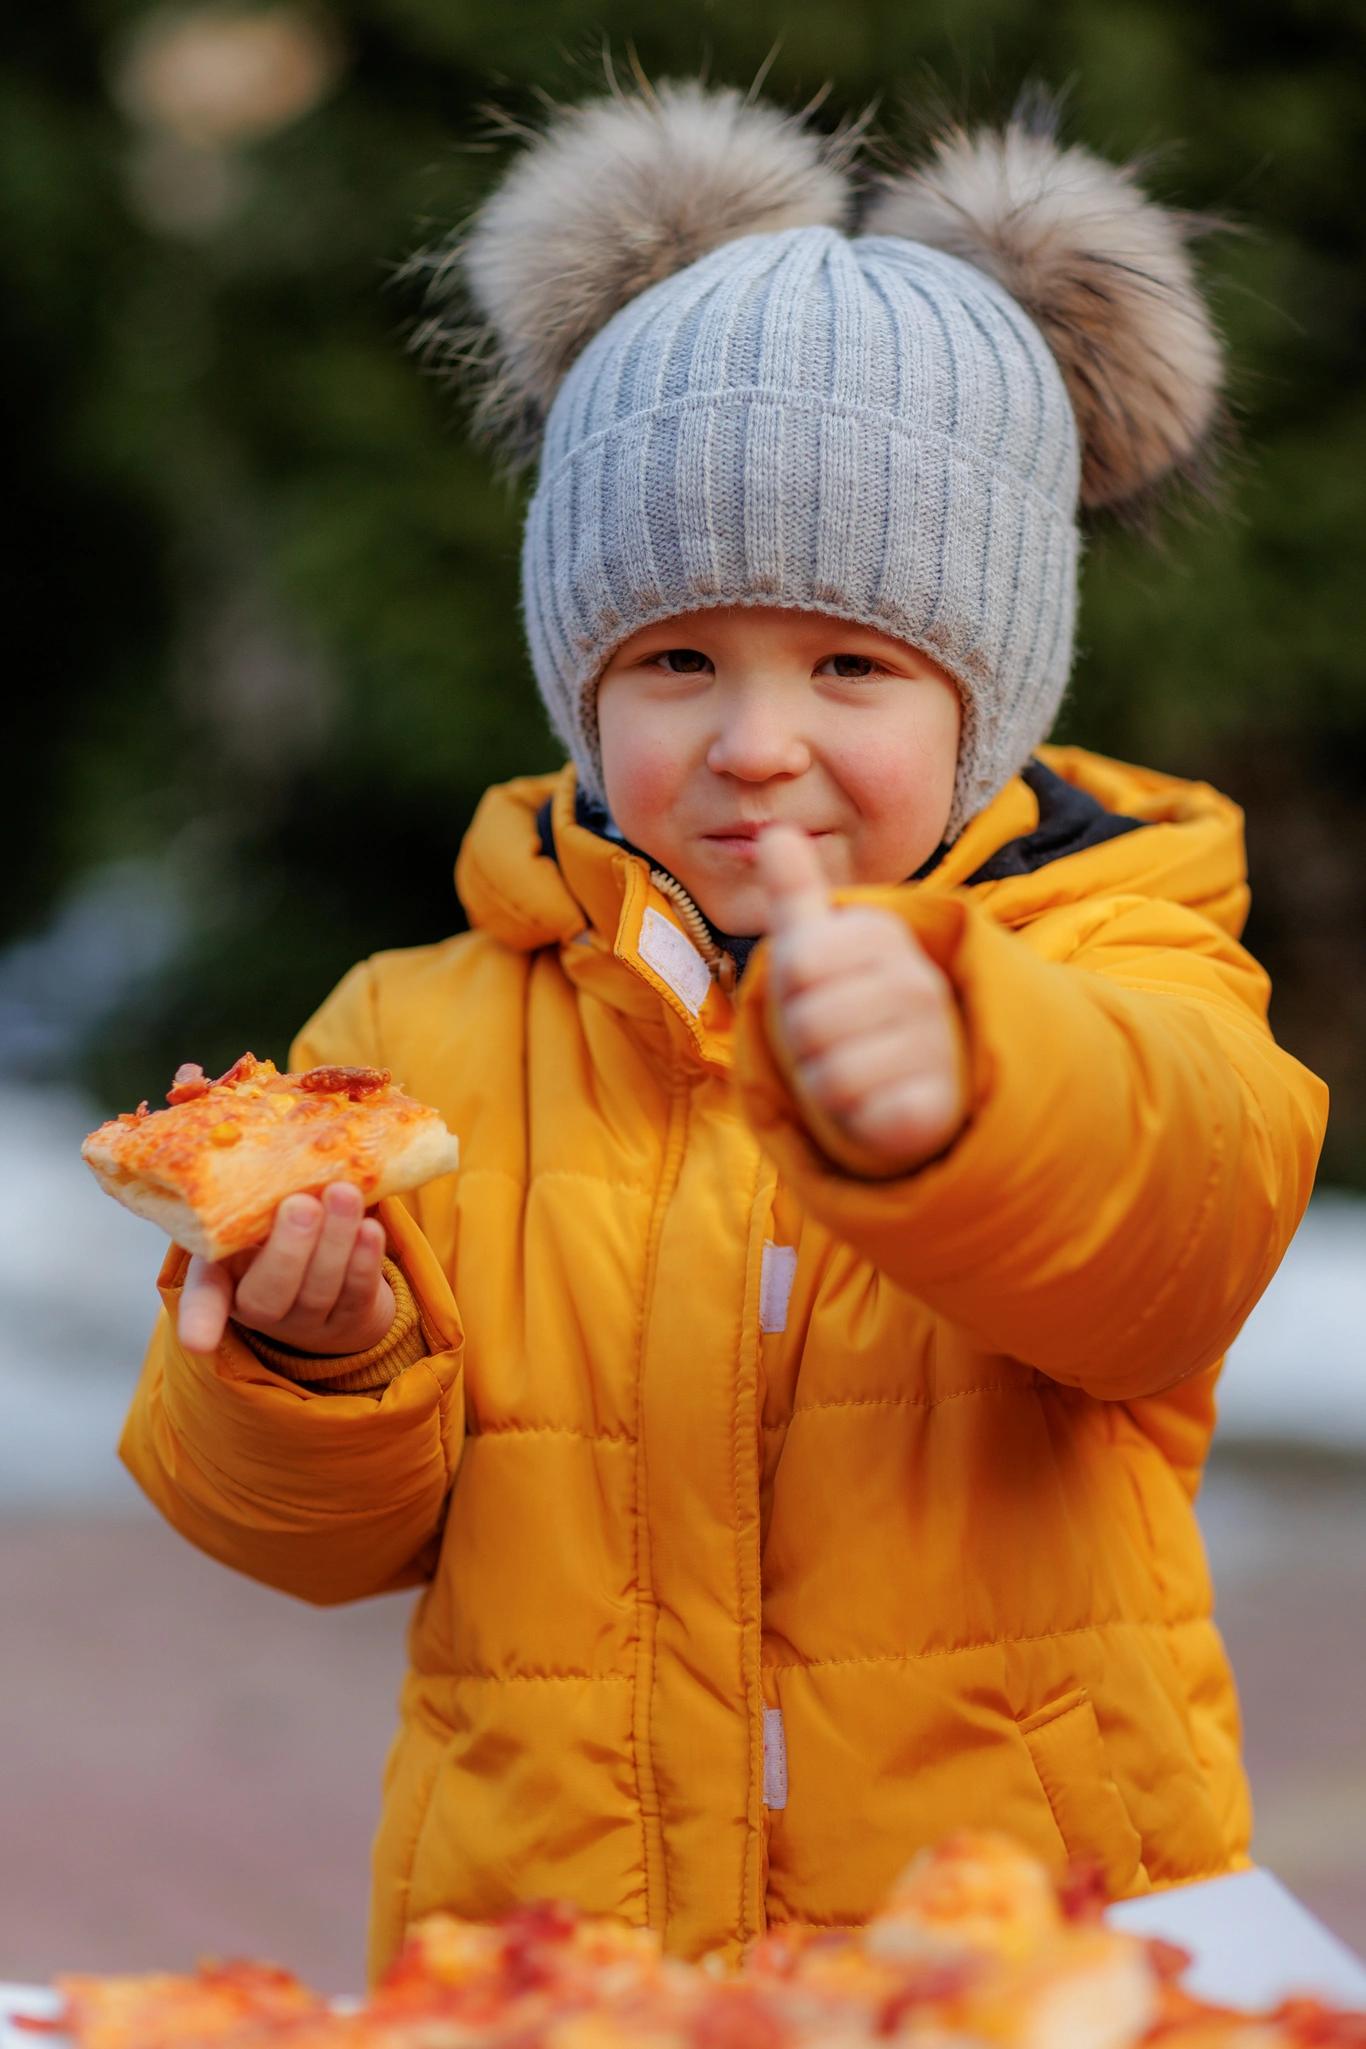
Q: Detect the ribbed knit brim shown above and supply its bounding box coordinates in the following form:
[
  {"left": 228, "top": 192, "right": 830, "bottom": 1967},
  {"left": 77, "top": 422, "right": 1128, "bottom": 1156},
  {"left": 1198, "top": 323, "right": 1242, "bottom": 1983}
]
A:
[{"left": 520, "top": 225, "right": 1082, "bottom": 843}]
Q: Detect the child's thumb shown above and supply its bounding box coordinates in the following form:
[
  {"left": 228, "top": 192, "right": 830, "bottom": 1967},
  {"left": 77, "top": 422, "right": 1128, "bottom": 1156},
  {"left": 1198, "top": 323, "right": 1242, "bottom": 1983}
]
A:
[
  {"left": 178, "top": 1255, "right": 233, "bottom": 1353},
  {"left": 755, "top": 824, "right": 830, "bottom": 937}
]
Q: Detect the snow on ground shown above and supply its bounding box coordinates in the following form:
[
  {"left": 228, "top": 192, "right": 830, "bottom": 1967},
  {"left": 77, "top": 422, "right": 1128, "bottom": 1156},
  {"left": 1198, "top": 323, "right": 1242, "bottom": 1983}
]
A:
[
  {"left": 0, "top": 1087, "right": 165, "bottom": 1509},
  {"left": 2, "top": 1083, "right": 1363, "bottom": 1510}
]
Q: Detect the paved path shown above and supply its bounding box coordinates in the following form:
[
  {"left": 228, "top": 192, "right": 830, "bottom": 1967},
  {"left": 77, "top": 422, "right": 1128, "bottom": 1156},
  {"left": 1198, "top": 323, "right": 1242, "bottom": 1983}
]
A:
[{"left": 1, "top": 1449, "right": 1361, "bottom": 1992}]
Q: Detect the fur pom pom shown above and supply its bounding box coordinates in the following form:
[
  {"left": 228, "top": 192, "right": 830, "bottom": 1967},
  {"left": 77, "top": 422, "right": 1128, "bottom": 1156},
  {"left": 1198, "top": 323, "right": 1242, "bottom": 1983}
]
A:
[
  {"left": 409, "top": 76, "right": 860, "bottom": 472},
  {"left": 861, "top": 88, "right": 1228, "bottom": 514}
]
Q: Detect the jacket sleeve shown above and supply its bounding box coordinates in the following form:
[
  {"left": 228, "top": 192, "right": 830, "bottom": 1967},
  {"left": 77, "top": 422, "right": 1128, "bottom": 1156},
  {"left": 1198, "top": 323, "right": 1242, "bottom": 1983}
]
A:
[
  {"left": 118, "top": 959, "right": 465, "bottom": 1605},
  {"left": 732, "top": 892, "right": 1329, "bottom": 1403}
]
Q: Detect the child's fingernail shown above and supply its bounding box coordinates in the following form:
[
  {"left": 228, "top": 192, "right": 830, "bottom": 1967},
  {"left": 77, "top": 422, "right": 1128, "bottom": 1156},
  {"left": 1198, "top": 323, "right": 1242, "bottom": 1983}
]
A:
[
  {"left": 286, "top": 1198, "right": 317, "bottom": 1229},
  {"left": 325, "top": 1182, "right": 360, "bottom": 1215}
]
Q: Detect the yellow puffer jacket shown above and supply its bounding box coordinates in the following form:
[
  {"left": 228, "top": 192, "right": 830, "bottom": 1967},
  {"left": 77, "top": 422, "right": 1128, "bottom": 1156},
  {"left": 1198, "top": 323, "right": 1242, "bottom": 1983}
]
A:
[{"left": 121, "top": 744, "right": 1328, "bottom": 1983}]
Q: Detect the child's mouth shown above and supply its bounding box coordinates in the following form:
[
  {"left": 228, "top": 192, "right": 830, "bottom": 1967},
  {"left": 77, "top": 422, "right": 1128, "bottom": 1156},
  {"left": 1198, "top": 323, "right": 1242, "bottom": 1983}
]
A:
[
  {"left": 705, "top": 835, "right": 764, "bottom": 861},
  {"left": 703, "top": 828, "right": 830, "bottom": 861}
]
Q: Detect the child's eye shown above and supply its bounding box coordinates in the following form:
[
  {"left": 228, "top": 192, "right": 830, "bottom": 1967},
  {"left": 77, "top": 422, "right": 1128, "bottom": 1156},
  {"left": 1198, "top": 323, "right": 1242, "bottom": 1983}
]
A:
[
  {"left": 643, "top": 649, "right": 885, "bottom": 678},
  {"left": 819, "top": 654, "right": 883, "bottom": 680},
  {"left": 650, "top": 648, "right": 712, "bottom": 674}
]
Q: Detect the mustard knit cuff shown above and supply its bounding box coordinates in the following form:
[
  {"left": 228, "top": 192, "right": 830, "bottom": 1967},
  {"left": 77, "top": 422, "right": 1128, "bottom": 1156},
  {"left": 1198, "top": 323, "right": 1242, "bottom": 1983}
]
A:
[{"left": 232, "top": 1258, "right": 431, "bottom": 1393}]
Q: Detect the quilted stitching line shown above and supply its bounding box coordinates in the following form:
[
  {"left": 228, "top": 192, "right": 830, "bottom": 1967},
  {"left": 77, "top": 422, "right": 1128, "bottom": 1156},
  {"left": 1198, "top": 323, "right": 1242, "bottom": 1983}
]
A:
[
  {"left": 769, "top": 1864, "right": 1248, "bottom": 1927},
  {"left": 761, "top": 1611, "right": 1213, "bottom": 1670},
  {"left": 527, "top": 1169, "right": 657, "bottom": 1197},
  {"left": 460, "top": 1165, "right": 656, "bottom": 1198},
  {"left": 441, "top": 1669, "right": 633, "bottom": 1685},
  {"left": 765, "top": 1382, "right": 1044, "bottom": 1433},
  {"left": 631, "top": 1055, "right": 692, "bottom": 1936},
  {"left": 465, "top": 1422, "right": 636, "bottom": 1445},
  {"left": 732, "top": 1149, "right": 771, "bottom": 1946}
]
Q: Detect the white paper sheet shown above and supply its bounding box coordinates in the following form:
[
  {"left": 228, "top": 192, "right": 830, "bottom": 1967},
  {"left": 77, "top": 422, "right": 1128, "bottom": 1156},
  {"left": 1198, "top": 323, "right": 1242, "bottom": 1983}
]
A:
[{"left": 1106, "top": 1868, "right": 1366, "bottom": 2010}]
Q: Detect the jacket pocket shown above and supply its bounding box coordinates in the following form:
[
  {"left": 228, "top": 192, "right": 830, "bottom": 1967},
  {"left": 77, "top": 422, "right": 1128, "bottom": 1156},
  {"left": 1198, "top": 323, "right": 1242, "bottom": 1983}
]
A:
[{"left": 1016, "top": 1686, "right": 1147, "bottom": 1898}]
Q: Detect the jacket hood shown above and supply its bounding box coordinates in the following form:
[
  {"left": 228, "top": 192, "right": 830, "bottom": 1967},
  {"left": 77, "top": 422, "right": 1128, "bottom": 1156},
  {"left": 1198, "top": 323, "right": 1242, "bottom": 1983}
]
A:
[{"left": 454, "top": 745, "right": 1252, "bottom": 959}]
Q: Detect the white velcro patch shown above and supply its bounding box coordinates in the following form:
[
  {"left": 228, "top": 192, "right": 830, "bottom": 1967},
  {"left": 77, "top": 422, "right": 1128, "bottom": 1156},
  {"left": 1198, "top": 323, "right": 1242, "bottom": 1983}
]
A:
[
  {"left": 760, "top": 1242, "right": 797, "bottom": 1334},
  {"left": 638, "top": 907, "right": 711, "bottom": 1016},
  {"left": 763, "top": 1706, "right": 788, "bottom": 1809}
]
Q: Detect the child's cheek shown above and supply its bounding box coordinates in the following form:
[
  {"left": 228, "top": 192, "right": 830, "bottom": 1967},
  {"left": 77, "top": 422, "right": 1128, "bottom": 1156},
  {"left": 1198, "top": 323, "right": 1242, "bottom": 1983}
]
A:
[
  {"left": 839, "top": 734, "right": 943, "bottom": 818},
  {"left": 834, "top": 713, "right": 959, "bottom": 873},
  {"left": 601, "top": 729, "right": 684, "bottom": 842}
]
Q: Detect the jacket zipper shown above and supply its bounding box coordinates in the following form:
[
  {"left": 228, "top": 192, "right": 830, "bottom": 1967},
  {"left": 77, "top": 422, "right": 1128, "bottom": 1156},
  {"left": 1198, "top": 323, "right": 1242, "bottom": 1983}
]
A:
[{"left": 648, "top": 868, "right": 740, "bottom": 995}]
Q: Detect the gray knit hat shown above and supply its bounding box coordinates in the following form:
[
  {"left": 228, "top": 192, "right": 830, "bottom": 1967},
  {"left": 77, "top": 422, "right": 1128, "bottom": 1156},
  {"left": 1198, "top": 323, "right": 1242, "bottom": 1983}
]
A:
[{"left": 416, "top": 79, "right": 1226, "bottom": 843}]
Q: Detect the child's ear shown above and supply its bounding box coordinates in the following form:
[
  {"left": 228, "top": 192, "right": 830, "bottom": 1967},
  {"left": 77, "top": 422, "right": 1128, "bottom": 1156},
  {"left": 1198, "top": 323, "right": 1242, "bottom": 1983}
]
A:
[
  {"left": 404, "top": 74, "right": 865, "bottom": 475},
  {"left": 860, "top": 81, "right": 1233, "bottom": 527}
]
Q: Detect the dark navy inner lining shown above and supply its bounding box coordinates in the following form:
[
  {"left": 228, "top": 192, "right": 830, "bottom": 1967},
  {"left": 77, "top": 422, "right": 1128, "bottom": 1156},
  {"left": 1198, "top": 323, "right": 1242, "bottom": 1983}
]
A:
[{"left": 533, "top": 759, "right": 1147, "bottom": 984}]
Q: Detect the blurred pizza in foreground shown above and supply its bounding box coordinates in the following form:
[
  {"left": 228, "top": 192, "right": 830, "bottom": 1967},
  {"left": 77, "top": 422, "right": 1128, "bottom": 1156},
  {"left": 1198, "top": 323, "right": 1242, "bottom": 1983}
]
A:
[
  {"left": 35, "top": 1959, "right": 322, "bottom": 2049},
  {"left": 34, "top": 1833, "right": 1365, "bottom": 2049}
]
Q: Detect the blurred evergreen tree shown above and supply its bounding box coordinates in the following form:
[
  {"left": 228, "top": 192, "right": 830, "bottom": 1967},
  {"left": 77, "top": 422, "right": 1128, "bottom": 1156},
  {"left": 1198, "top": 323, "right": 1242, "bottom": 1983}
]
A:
[{"left": 5, "top": 0, "right": 1364, "bottom": 1178}]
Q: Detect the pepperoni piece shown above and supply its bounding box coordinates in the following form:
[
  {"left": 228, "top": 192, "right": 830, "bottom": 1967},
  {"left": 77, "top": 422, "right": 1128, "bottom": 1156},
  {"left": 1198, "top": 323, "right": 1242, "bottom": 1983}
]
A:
[
  {"left": 214, "top": 1052, "right": 265, "bottom": 1089},
  {"left": 298, "top": 1065, "right": 392, "bottom": 1098},
  {"left": 166, "top": 1063, "right": 210, "bottom": 1104},
  {"left": 1056, "top": 1857, "right": 1109, "bottom": 1923}
]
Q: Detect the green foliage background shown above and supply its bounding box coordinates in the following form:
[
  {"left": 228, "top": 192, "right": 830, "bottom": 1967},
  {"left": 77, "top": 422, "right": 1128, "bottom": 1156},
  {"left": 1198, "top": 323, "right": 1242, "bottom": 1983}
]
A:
[{"left": 6, "top": 0, "right": 1365, "bottom": 1179}]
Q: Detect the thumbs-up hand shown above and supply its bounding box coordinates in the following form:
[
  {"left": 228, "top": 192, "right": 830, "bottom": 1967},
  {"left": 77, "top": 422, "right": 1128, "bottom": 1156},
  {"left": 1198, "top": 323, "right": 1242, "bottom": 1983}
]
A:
[{"left": 754, "top": 825, "right": 969, "bottom": 1177}]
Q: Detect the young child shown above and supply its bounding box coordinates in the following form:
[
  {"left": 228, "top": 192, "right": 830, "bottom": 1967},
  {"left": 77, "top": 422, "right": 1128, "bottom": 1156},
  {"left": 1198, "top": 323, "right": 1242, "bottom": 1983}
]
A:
[{"left": 120, "top": 78, "right": 1329, "bottom": 1982}]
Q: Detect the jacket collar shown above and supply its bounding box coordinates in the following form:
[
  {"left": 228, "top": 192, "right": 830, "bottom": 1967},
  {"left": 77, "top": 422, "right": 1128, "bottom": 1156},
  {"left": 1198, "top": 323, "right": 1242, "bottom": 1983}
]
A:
[
  {"left": 453, "top": 749, "right": 1251, "bottom": 1061},
  {"left": 456, "top": 760, "right": 1045, "bottom": 953}
]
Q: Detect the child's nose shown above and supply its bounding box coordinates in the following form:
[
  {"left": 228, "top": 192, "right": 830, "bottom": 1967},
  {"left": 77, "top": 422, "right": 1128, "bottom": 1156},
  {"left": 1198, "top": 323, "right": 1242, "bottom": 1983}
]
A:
[{"left": 706, "top": 702, "right": 812, "bottom": 781}]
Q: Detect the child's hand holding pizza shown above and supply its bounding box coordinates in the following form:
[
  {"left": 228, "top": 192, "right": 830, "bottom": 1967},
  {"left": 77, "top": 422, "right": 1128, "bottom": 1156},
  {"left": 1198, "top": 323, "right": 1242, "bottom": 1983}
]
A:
[
  {"left": 81, "top": 1053, "right": 460, "bottom": 1357},
  {"left": 756, "top": 824, "right": 970, "bottom": 1178},
  {"left": 179, "top": 1184, "right": 395, "bottom": 1357}
]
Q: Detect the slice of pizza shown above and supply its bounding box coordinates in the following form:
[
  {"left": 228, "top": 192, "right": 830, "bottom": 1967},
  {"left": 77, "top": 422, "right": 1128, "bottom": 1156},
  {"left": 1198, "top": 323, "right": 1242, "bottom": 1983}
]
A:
[
  {"left": 81, "top": 1053, "right": 460, "bottom": 1262},
  {"left": 374, "top": 1900, "right": 678, "bottom": 2029},
  {"left": 745, "top": 1834, "right": 1161, "bottom": 2049},
  {"left": 866, "top": 1831, "right": 1076, "bottom": 1966},
  {"left": 50, "top": 1958, "right": 324, "bottom": 2049},
  {"left": 374, "top": 1904, "right": 764, "bottom": 2049}
]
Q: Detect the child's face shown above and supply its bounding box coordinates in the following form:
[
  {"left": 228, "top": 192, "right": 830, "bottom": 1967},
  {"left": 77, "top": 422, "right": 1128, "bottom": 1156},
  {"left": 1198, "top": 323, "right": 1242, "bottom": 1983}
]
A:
[{"left": 595, "top": 606, "right": 962, "bottom": 934}]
